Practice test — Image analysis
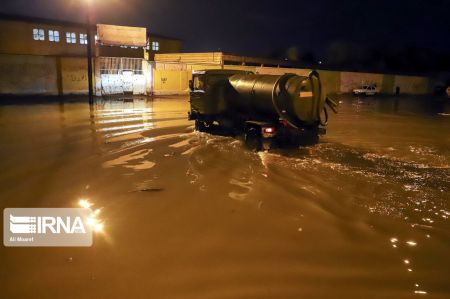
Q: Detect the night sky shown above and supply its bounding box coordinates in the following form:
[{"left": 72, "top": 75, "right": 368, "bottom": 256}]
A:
[{"left": 1, "top": 0, "right": 449, "bottom": 58}]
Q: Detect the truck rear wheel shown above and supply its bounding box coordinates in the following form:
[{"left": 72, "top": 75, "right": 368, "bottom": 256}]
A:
[
  {"left": 245, "top": 128, "right": 262, "bottom": 151},
  {"left": 195, "top": 120, "right": 211, "bottom": 132}
]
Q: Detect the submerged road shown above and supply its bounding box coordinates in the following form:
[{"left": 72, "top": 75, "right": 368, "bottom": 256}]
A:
[{"left": 0, "top": 95, "right": 449, "bottom": 298}]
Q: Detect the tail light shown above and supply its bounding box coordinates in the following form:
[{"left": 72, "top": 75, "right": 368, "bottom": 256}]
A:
[{"left": 263, "top": 127, "right": 276, "bottom": 134}]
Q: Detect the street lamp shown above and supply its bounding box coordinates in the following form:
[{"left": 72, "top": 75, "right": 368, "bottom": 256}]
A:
[{"left": 85, "top": 0, "right": 94, "bottom": 105}]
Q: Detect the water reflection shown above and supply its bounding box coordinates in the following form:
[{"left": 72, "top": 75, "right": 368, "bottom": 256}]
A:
[
  {"left": 93, "top": 98, "right": 155, "bottom": 140},
  {"left": 342, "top": 94, "right": 450, "bottom": 116},
  {"left": 0, "top": 95, "right": 449, "bottom": 298},
  {"left": 78, "top": 198, "right": 105, "bottom": 233},
  {"left": 103, "top": 149, "right": 155, "bottom": 170}
]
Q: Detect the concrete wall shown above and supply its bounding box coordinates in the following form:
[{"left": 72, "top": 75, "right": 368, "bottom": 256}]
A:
[
  {"left": 153, "top": 70, "right": 190, "bottom": 95},
  {"left": 0, "top": 54, "right": 93, "bottom": 96},
  {"left": 340, "top": 72, "right": 385, "bottom": 93},
  {"left": 318, "top": 70, "right": 341, "bottom": 96},
  {"left": 152, "top": 62, "right": 432, "bottom": 96},
  {"left": 394, "top": 75, "right": 430, "bottom": 95},
  {"left": 0, "top": 54, "right": 58, "bottom": 95},
  {"left": 60, "top": 57, "right": 89, "bottom": 94},
  {"left": 340, "top": 71, "right": 431, "bottom": 94},
  {"left": 380, "top": 74, "right": 395, "bottom": 94}
]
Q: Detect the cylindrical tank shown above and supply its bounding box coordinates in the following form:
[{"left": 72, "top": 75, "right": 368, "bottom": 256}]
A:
[{"left": 227, "top": 71, "right": 324, "bottom": 128}]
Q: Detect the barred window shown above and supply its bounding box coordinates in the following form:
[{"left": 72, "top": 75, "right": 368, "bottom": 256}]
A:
[
  {"left": 33, "top": 28, "right": 45, "bottom": 41},
  {"left": 99, "top": 57, "right": 143, "bottom": 75},
  {"left": 49, "top": 30, "right": 60, "bottom": 42},
  {"left": 66, "top": 32, "right": 76, "bottom": 44},
  {"left": 80, "top": 33, "right": 88, "bottom": 45}
]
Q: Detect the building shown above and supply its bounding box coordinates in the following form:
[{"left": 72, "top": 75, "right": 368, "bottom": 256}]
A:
[
  {"left": 0, "top": 13, "right": 94, "bottom": 57},
  {"left": 0, "top": 13, "right": 181, "bottom": 96},
  {"left": 147, "top": 33, "right": 182, "bottom": 61},
  {"left": 0, "top": 13, "right": 433, "bottom": 97}
]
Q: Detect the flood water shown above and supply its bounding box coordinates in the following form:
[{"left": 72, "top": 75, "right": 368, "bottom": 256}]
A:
[{"left": 0, "top": 95, "right": 449, "bottom": 298}]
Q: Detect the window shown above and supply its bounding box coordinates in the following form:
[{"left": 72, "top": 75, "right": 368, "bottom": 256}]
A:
[
  {"left": 151, "top": 41, "right": 160, "bottom": 51},
  {"left": 49, "top": 30, "right": 60, "bottom": 42},
  {"left": 79, "top": 33, "right": 88, "bottom": 45},
  {"left": 33, "top": 28, "right": 45, "bottom": 41},
  {"left": 193, "top": 75, "right": 205, "bottom": 92},
  {"left": 66, "top": 32, "right": 76, "bottom": 44}
]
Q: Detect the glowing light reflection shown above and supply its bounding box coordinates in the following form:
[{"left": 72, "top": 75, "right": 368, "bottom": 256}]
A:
[
  {"left": 79, "top": 199, "right": 93, "bottom": 209},
  {"left": 94, "top": 223, "right": 104, "bottom": 233},
  {"left": 414, "top": 290, "right": 427, "bottom": 295},
  {"left": 78, "top": 198, "right": 105, "bottom": 234}
]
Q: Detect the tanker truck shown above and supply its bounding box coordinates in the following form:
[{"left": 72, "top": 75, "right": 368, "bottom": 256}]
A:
[{"left": 188, "top": 69, "right": 337, "bottom": 150}]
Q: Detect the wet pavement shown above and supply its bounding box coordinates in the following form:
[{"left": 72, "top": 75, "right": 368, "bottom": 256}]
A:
[{"left": 0, "top": 95, "right": 449, "bottom": 298}]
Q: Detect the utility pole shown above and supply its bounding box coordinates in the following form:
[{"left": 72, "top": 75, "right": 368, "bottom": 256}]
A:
[{"left": 86, "top": 1, "right": 94, "bottom": 105}]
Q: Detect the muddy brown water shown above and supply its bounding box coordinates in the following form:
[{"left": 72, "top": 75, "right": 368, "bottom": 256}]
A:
[{"left": 0, "top": 95, "right": 449, "bottom": 299}]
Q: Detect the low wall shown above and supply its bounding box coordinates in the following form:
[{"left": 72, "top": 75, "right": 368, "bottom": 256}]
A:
[
  {"left": 153, "top": 62, "right": 432, "bottom": 96},
  {"left": 340, "top": 71, "right": 431, "bottom": 94},
  {"left": 394, "top": 75, "right": 430, "bottom": 95}
]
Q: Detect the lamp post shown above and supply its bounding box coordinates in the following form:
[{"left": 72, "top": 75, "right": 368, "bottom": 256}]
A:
[{"left": 86, "top": 0, "right": 94, "bottom": 105}]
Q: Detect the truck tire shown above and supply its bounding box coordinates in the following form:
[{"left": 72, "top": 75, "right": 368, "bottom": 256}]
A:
[
  {"left": 245, "top": 127, "right": 262, "bottom": 151},
  {"left": 194, "top": 120, "right": 203, "bottom": 132},
  {"left": 261, "top": 138, "right": 272, "bottom": 151},
  {"left": 195, "top": 120, "right": 211, "bottom": 132}
]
